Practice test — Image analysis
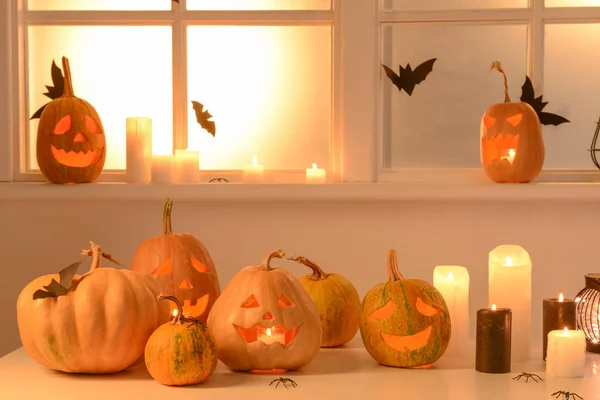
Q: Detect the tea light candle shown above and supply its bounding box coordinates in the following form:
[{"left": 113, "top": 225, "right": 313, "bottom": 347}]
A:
[
  {"left": 125, "top": 117, "right": 152, "bottom": 183},
  {"left": 546, "top": 327, "right": 586, "bottom": 378},
  {"left": 306, "top": 163, "right": 326, "bottom": 184},
  {"left": 488, "top": 245, "right": 532, "bottom": 362},
  {"left": 543, "top": 293, "right": 576, "bottom": 360},
  {"left": 151, "top": 155, "right": 174, "bottom": 184},
  {"left": 476, "top": 304, "right": 512, "bottom": 374},
  {"left": 243, "top": 155, "right": 264, "bottom": 183},
  {"left": 258, "top": 327, "right": 285, "bottom": 345},
  {"left": 501, "top": 148, "right": 516, "bottom": 164},
  {"left": 174, "top": 149, "right": 200, "bottom": 183}
]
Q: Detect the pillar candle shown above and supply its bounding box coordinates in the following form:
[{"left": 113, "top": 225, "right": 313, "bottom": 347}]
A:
[
  {"left": 174, "top": 149, "right": 200, "bottom": 183},
  {"left": 125, "top": 117, "right": 152, "bottom": 183},
  {"left": 306, "top": 163, "right": 326, "bottom": 184},
  {"left": 433, "top": 265, "right": 470, "bottom": 357},
  {"left": 543, "top": 293, "right": 576, "bottom": 360},
  {"left": 151, "top": 155, "right": 174, "bottom": 184},
  {"left": 476, "top": 305, "right": 512, "bottom": 374},
  {"left": 243, "top": 155, "right": 264, "bottom": 183},
  {"left": 546, "top": 328, "right": 586, "bottom": 378},
  {"left": 488, "top": 244, "right": 531, "bottom": 362}
]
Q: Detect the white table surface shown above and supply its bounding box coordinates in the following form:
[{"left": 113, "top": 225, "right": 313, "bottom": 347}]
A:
[{"left": 1, "top": 338, "right": 599, "bottom": 400}]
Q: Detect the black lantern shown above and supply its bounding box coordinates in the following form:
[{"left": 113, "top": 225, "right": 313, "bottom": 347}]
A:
[
  {"left": 575, "top": 273, "right": 600, "bottom": 353},
  {"left": 588, "top": 116, "right": 600, "bottom": 170}
]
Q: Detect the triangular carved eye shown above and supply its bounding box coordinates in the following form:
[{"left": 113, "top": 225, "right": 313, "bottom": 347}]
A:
[
  {"left": 276, "top": 293, "right": 294, "bottom": 307},
  {"left": 190, "top": 255, "right": 210, "bottom": 272},
  {"left": 507, "top": 113, "right": 523, "bottom": 127},
  {"left": 53, "top": 115, "right": 71, "bottom": 135},
  {"left": 483, "top": 115, "right": 496, "bottom": 129},
  {"left": 241, "top": 294, "right": 259, "bottom": 308},
  {"left": 151, "top": 257, "right": 172, "bottom": 275}
]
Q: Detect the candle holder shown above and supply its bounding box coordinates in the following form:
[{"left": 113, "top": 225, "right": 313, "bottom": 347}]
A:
[
  {"left": 588, "top": 115, "right": 600, "bottom": 170},
  {"left": 575, "top": 273, "right": 600, "bottom": 353}
]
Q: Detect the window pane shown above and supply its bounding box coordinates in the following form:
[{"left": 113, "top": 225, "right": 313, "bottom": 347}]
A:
[
  {"left": 381, "top": 0, "right": 526, "bottom": 11},
  {"left": 544, "top": 24, "right": 600, "bottom": 169},
  {"left": 546, "top": 0, "right": 600, "bottom": 6},
  {"left": 187, "top": 26, "right": 332, "bottom": 170},
  {"left": 28, "top": 0, "right": 169, "bottom": 11},
  {"left": 382, "top": 24, "right": 527, "bottom": 169},
  {"left": 28, "top": 26, "right": 173, "bottom": 171},
  {"left": 187, "top": 0, "right": 331, "bottom": 10}
]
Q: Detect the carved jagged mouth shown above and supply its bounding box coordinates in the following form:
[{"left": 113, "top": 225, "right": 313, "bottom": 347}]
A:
[
  {"left": 170, "top": 294, "right": 210, "bottom": 318},
  {"left": 380, "top": 325, "right": 432, "bottom": 352},
  {"left": 234, "top": 323, "right": 301, "bottom": 346},
  {"left": 481, "top": 134, "right": 520, "bottom": 166},
  {"left": 51, "top": 145, "right": 102, "bottom": 168}
]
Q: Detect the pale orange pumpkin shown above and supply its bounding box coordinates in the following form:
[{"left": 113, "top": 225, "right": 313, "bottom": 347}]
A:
[
  {"left": 16, "top": 242, "right": 170, "bottom": 374},
  {"left": 130, "top": 199, "right": 220, "bottom": 323},
  {"left": 207, "top": 250, "right": 321, "bottom": 372}
]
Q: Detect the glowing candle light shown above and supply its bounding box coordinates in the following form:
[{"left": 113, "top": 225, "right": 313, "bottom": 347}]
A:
[
  {"left": 546, "top": 327, "right": 586, "bottom": 378},
  {"left": 305, "top": 163, "right": 326, "bottom": 184},
  {"left": 543, "top": 292, "right": 576, "bottom": 360},
  {"left": 243, "top": 155, "right": 264, "bottom": 183}
]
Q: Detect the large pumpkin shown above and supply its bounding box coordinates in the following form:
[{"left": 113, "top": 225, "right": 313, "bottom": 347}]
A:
[
  {"left": 16, "top": 242, "right": 170, "bottom": 374},
  {"left": 130, "top": 199, "right": 220, "bottom": 324},
  {"left": 290, "top": 255, "right": 361, "bottom": 347},
  {"left": 36, "top": 56, "right": 106, "bottom": 184},
  {"left": 480, "top": 61, "right": 544, "bottom": 184},
  {"left": 359, "top": 249, "right": 451, "bottom": 368},
  {"left": 207, "top": 250, "right": 321, "bottom": 372}
]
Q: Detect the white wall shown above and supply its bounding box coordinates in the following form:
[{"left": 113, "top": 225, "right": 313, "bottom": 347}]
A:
[{"left": 1, "top": 198, "right": 596, "bottom": 357}]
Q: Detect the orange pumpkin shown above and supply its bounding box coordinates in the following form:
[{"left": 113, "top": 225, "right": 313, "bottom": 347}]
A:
[
  {"left": 359, "top": 249, "right": 451, "bottom": 368},
  {"left": 145, "top": 295, "right": 218, "bottom": 386},
  {"left": 36, "top": 57, "right": 106, "bottom": 184},
  {"left": 130, "top": 199, "right": 220, "bottom": 324},
  {"left": 480, "top": 61, "right": 544, "bottom": 183}
]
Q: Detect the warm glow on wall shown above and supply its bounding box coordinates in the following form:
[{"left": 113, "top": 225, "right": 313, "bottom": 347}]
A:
[
  {"left": 28, "top": 0, "right": 169, "bottom": 10},
  {"left": 186, "top": 0, "right": 331, "bottom": 10},
  {"left": 546, "top": 0, "right": 600, "bottom": 6}
]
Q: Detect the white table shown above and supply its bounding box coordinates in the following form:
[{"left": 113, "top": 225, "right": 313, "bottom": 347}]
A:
[{"left": 1, "top": 338, "right": 599, "bottom": 400}]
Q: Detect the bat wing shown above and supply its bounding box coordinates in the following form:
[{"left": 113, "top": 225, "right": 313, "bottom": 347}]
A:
[
  {"left": 519, "top": 76, "right": 536, "bottom": 106},
  {"left": 539, "top": 112, "right": 570, "bottom": 126},
  {"left": 382, "top": 64, "right": 404, "bottom": 92},
  {"left": 191, "top": 100, "right": 216, "bottom": 137},
  {"left": 410, "top": 58, "right": 437, "bottom": 85}
]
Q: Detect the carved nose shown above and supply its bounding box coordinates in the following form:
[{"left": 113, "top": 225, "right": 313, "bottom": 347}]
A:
[
  {"left": 263, "top": 311, "right": 274, "bottom": 320},
  {"left": 73, "top": 133, "right": 87, "bottom": 143},
  {"left": 178, "top": 278, "right": 193, "bottom": 289}
]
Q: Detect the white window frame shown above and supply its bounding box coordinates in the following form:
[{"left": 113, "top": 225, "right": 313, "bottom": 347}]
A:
[{"left": 0, "top": 0, "right": 378, "bottom": 183}]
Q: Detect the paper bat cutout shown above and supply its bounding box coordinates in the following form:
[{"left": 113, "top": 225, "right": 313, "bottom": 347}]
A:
[
  {"left": 520, "top": 76, "right": 570, "bottom": 126},
  {"left": 33, "top": 261, "right": 81, "bottom": 300},
  {"left": 191, "top": 100, "right": 216, "bottom": 137},
  {"left": 382, "top": 58, "right": 437, "bottom": 96},
  {"left": 30, "top": 60, "right": 64, "bottom": 120}
]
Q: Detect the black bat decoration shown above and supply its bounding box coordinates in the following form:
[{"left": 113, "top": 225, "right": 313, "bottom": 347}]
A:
[
  {"left": 191, "top": 100, "right": 216, "bottom": 137},
  {"left": 382, "top": 58, "right": 437, "bottom": 96},
  {"left": 30, "top": 60, "right": 64, "bottom": 120},
  {"left": 520, "top": 76, "right": 569, "bottom": 126}
]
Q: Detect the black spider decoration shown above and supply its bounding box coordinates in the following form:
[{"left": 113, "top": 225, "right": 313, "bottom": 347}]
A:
[
  {"left": 512, "top": 372, "right": 543, "bottom": 383},
  {"left": 552, "top": 391, "right": 583, "bottom": 400},
  {"left": 269, "top": 377, "right": 297, "bottom": 388},
  {"left": 209, "top": 178, "right": 229, "bottom": 183}
]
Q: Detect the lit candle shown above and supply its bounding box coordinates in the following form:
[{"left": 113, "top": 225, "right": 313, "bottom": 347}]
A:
[
  {"left": 305, "top": 163, "right": 326, "bottom": 184},
  {"left": 242, "top": 155, "right": 264, "bottom": 183},
  {"left": 151, "top": 155, "right": 174, "bottom": 184},
  {"left": 476, "top": 304, "right": 512, "bottom": 374},
  {"left": 546, "top": 327, "right": 586, "bottom": 378},
  {"left": 174, "top": 149, "right": 200, "bottom": 183},
  {"left": 125, "top": 117, "right": 152, "bottom": 183},
  {"left": 433, "top": 266, "right": 470, "bottom": 358},
  {"left": 543, "top": 293, "right": 576, "bottom": 360},
  {"left": 257, "top": 327, "right": 285, "bottom": 345},
  {"left": 501, "top": 148, "right": 516, "bottom": 164},
  {"left": 488, "top": 245, "right": 532, "bottom": 362}
]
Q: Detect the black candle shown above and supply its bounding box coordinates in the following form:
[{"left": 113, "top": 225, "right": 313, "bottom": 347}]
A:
[
  {"left": 476, "top": 306, "right": 512, "bottom": 374},
  {"left": 543, "top": 294, "right": 576, "bottom": 360}
]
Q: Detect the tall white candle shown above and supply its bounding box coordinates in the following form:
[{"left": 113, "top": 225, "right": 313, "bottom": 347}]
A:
[
  {"left": 151, "top": 155, "right": 174, "bottom": 184},
  {"left": 174, "top": 149, "right": 200, "bottom": 183},
  {"left": 125, "top": 117, "right": 152, "bottom": 183},
  {"left": 546, "top": 327, "right": 586, "bottom": 378},
  {"left": 306, "top": 163, "right": 326, "bottom": 184},
  {"left": 433, "top": 265, "right": 470, "bottom": 358},
  {"left": 488, "top": 244, "right": 532, "bottom": 362},
  {"left": 243, "top": 155, "right": 264, "bottom": 183}
]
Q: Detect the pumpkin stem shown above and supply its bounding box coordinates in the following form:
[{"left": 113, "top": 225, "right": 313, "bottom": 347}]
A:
[
  {"left": 387, "top": 249, "right": 404, "bottom": 282},
  {"left": 260, "top": 249, "right": 285, "bottom": 271},
  {"left": 489, "top": 61, "right": 510, "bottom": 103},
  {"left": 81, "top": 241, "right": 123, "bottom": 269},
  {"left": 162, "top": 199, "right": 173, "bottom": 235},
  {"left": 61, "top": 56, "right": 75, "bottom": 98},
  {"left": 158, "top": 295, "right": 184, "bottom": 325},
  {"left": 287, "top": 255, "right": 328, "bottom": 280}
]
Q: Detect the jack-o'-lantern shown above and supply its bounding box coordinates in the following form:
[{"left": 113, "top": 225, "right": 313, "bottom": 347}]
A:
[
  {"left": 36, "top": 57, "right": 106, "bottom": 184},
  {"left": 130, "top": 199, "right": 220, "bottom": 324},
  {"left": 359, "top": 249, "right": 451, "bottom": 368},
  {"left": 207, "top": 250, "right": 321, "bottom": 372},
  {"left": 480, "top": 61, "right": 544, "bottom": 183}
]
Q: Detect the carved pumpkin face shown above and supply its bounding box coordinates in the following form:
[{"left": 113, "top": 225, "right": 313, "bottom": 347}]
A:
[
  {"left": 207, "top": 250, "right": 321, "bottom": 372},
  {"left": 360, "top": 250, "right": 451, "bottom": 368}
]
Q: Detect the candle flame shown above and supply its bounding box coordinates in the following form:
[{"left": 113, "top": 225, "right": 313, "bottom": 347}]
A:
[
  {"left": 564, "top": 327, "right": 569, "bottom": 336},
  {"left": 266, "top": 328, "right": 272, "bottom": 337},
  {"left": 505, "top": 256, "right": 513, "bottom": 266},
  {"left": 252, "top": 155, "right": 257, "bottom": 166},
  {"left": 508, "top": 149, "right": 516, "bottom": 157},
  {"left": 312, "top": 163, "right": 317, "bottom": 170},
  {"left": 172, "top": 309, "right": 178, "bottom": 317},
  {"left": 447, "top": 272, "right": 453, "bottom": 280},
  {"left": 492, "top": 304, "right": 497, "bottom": 311},
  {"left": 559, "top": 293, "right": 564, "bottom": 302}
]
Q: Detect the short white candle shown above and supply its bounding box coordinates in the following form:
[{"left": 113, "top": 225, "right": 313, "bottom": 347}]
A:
[
  {"left": 151, "top": 155, "right": 174, "bottom": 184},
  {"left": 125, "top": 117, "right": 152, "bottom": 184},
  {"left": 546, "top": 327, "right": 586, "bottom": 378},
  {"left": 488, "top": 245, "right": 532, "bottom": 362},
  {"left": 174, "top": 149, "right": 200, "bottom": 183},
  {"left": 306, "top": 163, "right": 326, "bottom": 184},
  {"left": 243, "top": 155, "right": 264, "bottom": 183}
]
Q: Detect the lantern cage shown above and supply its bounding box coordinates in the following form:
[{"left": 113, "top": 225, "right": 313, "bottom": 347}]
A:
[
  {"left": 588, "top": 116, "right": 600, "bottom": 170},
  {"left": 575, "top": 273, "right": 600, "bottom": 353}
]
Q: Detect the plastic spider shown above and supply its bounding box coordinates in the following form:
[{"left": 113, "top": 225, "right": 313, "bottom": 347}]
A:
[
  {"left": 209, "top": 178, "right": 229, "bottom": 183},
  {"left": 552, "top": 391, "right": 583, "bottom": 400},
  {"left": 269, "top": 377, "right": 297, "bottom": 388},
  {"left": 512, "top": 372, "right": 543, "bottom": 383}
]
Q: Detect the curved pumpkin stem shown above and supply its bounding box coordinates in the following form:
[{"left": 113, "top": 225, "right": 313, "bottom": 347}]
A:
[
  {"left": 260, "top": 249, "right": 285, "bottom": 271},
  {"left": 82, "top": 241, "right": 123, "bottom": 270},
  {"left": 387, "top": 249, "right": 404, "bottom": 282},
  {"left": 162, "top": 199, "right": 173, "bottom": 235},
  {"left": 158, "top": 295, "right": 207, "bottom": 329},
  {"left": 287, "top": 255, "right": 328, "bottom": 280},
  {"left": 61, "top": 56, "right": 75, "bottom": 98},
  {"left": 489, "top": 61, "right": 510, "bottom": 103}
]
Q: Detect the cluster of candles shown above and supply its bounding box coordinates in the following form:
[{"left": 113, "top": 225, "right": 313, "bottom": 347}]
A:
[
  {"left": 126, "top": 117, "right": 327, "bottom": 184},
  {"left": 433, "top": 244, "right": 586, "bottom": 378}
]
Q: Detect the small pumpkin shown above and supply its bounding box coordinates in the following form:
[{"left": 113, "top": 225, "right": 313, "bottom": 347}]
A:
[
  {"left": 16, "top": 242, "right": 170, "bottom": 374},
  {"left": 480, "top": 61, "right": 544, "bottom": 184},
  {"left": 36, "top": 56, "right": 106, "bottom": 184},
  {"left": 130, "top": 199, "right": 220, "bottom": 323},
  {"left": 359, "top": 249, "right": 451, "bottom": 368},
  {"left": 289, "top": 255, "right": 360, "bottom": 347},
  {"left": 145, "top": 295, "right": 218, "bottom": 386},
  {"left": 207, "top": 250, "right": 321, "bottom": 372}
]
